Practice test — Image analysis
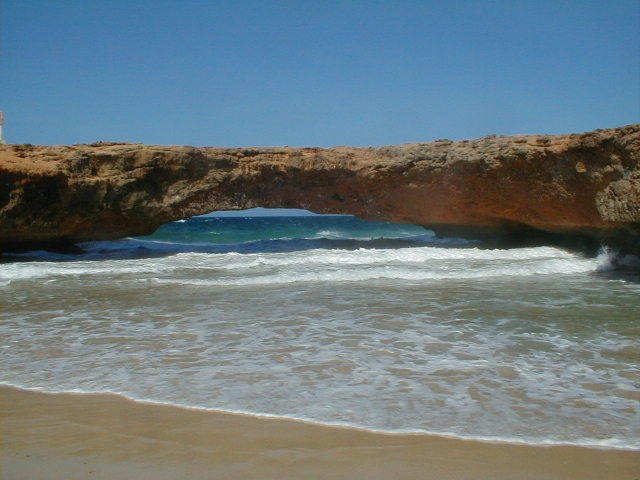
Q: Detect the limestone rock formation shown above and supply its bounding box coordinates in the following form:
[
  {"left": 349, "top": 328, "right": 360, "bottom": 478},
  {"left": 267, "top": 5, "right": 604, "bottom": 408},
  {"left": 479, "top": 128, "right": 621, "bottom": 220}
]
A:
[{"left": 1, "top": 124, "right": 638, "bottom": 254}]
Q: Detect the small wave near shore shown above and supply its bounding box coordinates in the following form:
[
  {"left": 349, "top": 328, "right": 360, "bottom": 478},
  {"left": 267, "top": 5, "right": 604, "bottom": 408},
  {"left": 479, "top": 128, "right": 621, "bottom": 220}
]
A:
[{"left": 1, "top": 215, "right": 638, "bottom": 452}]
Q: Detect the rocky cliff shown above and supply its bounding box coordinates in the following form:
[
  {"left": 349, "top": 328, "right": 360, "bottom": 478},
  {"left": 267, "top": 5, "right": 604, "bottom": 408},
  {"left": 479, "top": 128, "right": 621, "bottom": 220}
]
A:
[{"left": 1, "top": 124, "right": 638, "bottom": 254}]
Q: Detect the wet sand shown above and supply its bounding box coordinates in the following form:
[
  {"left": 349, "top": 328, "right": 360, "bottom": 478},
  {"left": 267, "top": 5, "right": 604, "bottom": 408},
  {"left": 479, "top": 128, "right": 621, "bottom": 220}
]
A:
[{"left": 1, "top": 385, "right": 638, "bottom": 480}]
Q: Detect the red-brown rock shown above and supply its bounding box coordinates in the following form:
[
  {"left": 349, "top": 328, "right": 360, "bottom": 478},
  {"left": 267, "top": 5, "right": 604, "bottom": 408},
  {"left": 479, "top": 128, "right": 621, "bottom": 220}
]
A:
[{"left": 1, "top": 125, "right": 638, "bottom": 253}]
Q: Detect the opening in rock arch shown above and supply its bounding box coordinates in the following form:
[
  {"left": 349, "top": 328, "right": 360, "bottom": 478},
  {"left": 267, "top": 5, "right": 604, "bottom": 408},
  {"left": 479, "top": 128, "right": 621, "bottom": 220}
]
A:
[{"left": 135, "top": 207, "right": 439, "bottom": 254}]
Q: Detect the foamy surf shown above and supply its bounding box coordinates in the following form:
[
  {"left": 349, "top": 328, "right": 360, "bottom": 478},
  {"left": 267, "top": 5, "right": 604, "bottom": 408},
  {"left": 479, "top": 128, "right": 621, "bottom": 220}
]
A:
[
  {"left": 1, "top": 383, "right": 637, "bottom": 451},
  {"left": 1, "top": 215, "right": 638, "bottom": 452},
  {"left": 0, "top": 245, "right": 604, "bottom": 285}
]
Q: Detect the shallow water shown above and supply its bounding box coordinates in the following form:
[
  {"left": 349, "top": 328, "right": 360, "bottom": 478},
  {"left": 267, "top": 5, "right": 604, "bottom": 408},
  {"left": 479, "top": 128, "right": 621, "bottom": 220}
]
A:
[{"left": 1, "top": 215, "right": 639, "bottom": 449}]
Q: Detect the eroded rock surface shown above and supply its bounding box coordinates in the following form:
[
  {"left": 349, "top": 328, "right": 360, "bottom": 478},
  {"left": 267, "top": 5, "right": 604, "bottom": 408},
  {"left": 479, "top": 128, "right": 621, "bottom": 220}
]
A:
[{"left": 1, "top": 124, "right": 638, "bottom": 253}]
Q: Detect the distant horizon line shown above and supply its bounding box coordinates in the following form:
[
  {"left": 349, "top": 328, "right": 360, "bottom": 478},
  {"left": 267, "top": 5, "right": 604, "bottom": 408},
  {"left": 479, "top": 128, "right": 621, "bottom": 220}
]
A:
[{"left": 196, "top": 207, "right": 352, "bottom": 218}]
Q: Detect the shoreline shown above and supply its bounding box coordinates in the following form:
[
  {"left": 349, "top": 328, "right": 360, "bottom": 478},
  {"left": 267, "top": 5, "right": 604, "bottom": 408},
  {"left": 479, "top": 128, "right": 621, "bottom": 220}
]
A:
[
  {"left": 2, "top": 385, "right": 638, "bottom": 479},
  {"left": 2, "top": 382, "right": 636, "bottom": 451}
]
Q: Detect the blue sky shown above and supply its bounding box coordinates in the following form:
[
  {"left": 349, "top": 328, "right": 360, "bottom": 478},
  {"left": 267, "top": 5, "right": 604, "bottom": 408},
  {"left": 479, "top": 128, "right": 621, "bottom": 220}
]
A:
[{"left": 1, "top": 0, "right": 638, "bottom": 146}]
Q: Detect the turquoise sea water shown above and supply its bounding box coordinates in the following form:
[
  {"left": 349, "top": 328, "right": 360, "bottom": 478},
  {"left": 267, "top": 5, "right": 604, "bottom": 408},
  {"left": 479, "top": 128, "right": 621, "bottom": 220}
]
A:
[
  {"left": 1, "top": 214, "right": 638, "bottom": 449},
  {"left": 140, "top": 214, "right": 437, "bottom": 248}
]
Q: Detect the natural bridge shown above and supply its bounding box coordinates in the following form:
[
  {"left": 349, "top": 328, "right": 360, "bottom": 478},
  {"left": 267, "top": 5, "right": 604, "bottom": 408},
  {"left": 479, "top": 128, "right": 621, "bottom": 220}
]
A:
[{"left": 1, "top": 124, "right": 639, "bottom": 254}]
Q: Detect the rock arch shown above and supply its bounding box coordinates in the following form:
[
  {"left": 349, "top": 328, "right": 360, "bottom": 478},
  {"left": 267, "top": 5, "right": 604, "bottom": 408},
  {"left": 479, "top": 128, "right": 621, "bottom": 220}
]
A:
[{"left": 1, "top": 125, "right": 638, "bottom": 253}]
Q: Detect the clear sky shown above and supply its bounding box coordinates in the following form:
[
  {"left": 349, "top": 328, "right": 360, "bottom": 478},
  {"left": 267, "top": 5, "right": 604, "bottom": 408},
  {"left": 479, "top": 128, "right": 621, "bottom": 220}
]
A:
[{"left": 1, "top": 0, "right": 638, "bottom": 146}]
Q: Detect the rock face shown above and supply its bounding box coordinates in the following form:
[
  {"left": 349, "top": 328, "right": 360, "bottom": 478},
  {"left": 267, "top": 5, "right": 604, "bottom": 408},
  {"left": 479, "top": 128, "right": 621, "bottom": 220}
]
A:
[{"left": 1, "top": 124, "right": 639, "bottom": 253}]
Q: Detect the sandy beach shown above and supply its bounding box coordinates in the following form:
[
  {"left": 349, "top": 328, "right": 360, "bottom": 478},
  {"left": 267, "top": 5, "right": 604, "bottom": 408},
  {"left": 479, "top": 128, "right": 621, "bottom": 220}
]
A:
[{"left": 1, "top": 385, "right": 638, "bottom": 480}]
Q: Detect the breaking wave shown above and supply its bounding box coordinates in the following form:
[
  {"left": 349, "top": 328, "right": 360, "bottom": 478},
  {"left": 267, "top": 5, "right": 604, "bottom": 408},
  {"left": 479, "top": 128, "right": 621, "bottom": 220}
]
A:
[
  {"left": 0, "top": 245, "right": 605, "bottom": 286},
  {"left": 2, "top": 214, "right": 638, "bottom": 449}
]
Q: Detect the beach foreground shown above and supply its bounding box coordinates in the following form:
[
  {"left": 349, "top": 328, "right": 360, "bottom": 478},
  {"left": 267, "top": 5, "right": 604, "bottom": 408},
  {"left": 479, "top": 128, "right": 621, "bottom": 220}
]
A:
[{"left": 1, "top": 386, "right": 638, "bottom": 480}]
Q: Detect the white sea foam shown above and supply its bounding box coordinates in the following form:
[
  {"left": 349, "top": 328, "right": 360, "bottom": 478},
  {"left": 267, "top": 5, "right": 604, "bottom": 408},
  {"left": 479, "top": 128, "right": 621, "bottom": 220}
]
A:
[
  {"left": 149, "top": 257, "right": 599, "bottom": 287},
  {"left": 2, "top": 242, "right": 638, "bottom": 448},
  {"left": 1, "top": 382, "right": 637, "bottom": 450},
  {"left": 315, "top": 229, "right": 348, "bottom": 238},
  {"left": 0, "top": 258, "right": 173, "bottom": 282},
  {"left": 0, "top": 245, "right": 601, "bottom": 285}
]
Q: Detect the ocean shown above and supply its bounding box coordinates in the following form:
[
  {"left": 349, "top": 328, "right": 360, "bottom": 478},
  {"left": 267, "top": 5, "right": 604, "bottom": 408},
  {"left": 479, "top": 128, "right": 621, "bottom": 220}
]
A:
[{"left": 1, "top": 214, "right": 638, "bottom": 449}]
